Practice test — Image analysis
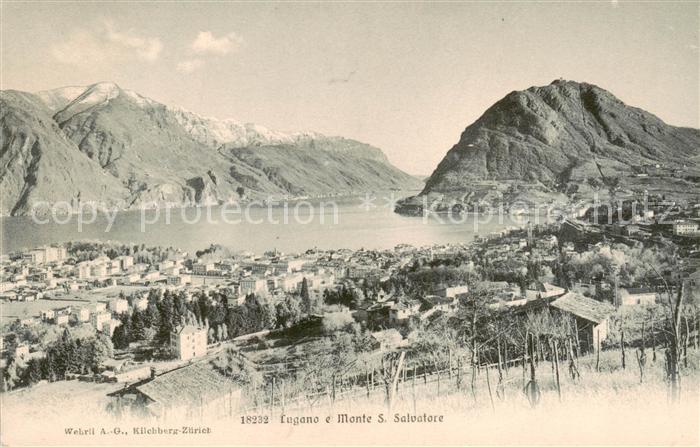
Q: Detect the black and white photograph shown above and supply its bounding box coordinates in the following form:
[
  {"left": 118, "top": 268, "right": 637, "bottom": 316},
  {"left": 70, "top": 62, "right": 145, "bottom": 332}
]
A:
[{"left": 0, "top": 1, "right": 698, "bottom": 445}]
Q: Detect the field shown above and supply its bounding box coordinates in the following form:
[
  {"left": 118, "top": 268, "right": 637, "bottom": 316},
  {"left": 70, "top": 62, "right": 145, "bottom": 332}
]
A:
[
  {"left": 267, "top": 348, "right": 700, "bottom": 445},
  {"left": 1, "top": 348, "right": 697, "bottom": 445},
  {"left": 0, "top": 299, "right": 82, "bottom": 327},
  {"left": 0, "top": 286, "right": 149, "bottom": 328},
  {"left": 61, "top": 285, "right": 150, "bottom": 302}
]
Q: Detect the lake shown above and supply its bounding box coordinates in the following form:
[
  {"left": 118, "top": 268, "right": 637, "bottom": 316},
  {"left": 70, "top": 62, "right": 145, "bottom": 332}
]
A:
[{"left": 1, "top": 194, "right": 550, "bottom": 254}]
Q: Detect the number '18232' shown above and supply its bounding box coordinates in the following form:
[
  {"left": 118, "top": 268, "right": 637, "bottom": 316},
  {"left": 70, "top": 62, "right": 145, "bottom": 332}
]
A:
[{"left": 240, "top": 415, "right": 269, "bottom": 424}]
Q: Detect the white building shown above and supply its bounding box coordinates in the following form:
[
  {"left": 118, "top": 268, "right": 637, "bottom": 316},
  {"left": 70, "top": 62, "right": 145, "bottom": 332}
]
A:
[
  {"left": 22, "top": 246, "right": 67, "bottom": 265},
  {"left": 240, "top": 277, "right": 268, "bottom": 296},
  {"left": 91, "top": 312, "right": 111, "bottom": 330},
  {"left": 436, "top": 285, "right": 469, "bottom": 298},
  {"left": 673, "top": 220, "right": 699, "bottom": 235},
  {"left": 159, "top": 260, "right": 176, "bottom": 271},
  {"left": 117, "top": 255, "right": 134, "bottom": 271},
  {"left": 162, "top": 266, "right": 180, "bottom": 277},
  {"left": 278, "top": 273, "right": 303, "bottom": 292},
  {"left": 109, "top": 299, "right": 129, "bottom": 314},
  {"left": 192, "top": 263, "right": 215, "bottom": 275},
  {"left": 170, "top": 325, "right": 208, "bottom": 360},
  {"left": 90, "top": 263, "right": 108, "bottom": 279},
  {"left": 102, "top": 319, "right": 122, "bottom": 337},
  {"left": 77, "top": 262, "right": 92, "bottom": 279},
  {"left": 120, "top": 273, "right": 141, "bottom": 285},
  {"left": 619, "top": 288, "right": 657, "bottom": 306},
  {"left": 75, "top": 307, "right": 91, "bottom": 322},
  {"left": 273, "top": 259, "right": 307, "bottom": 273}
]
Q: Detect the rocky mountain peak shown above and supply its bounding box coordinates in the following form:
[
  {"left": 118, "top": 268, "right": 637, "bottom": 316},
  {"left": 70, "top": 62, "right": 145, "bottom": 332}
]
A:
[{"left": 397, "top": 80, "right": 699, "bottom": 213}]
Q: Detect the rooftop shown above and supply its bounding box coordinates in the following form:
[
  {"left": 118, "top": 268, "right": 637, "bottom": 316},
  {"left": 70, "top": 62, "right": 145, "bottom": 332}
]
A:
[
  {"left": 550, "top": 292, "right": 614, "bottom": 324},
  {"left": 135, "top": 363, "right": 234, "bottom": 407}
]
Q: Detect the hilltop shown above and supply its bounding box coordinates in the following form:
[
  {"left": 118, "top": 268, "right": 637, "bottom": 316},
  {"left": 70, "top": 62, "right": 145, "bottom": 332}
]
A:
[
  {"left": 397, "top": 80, "right": 700, "bottom": 214},
  {"left": 1, "top": 82, "right": 422, "bottom": 216}
]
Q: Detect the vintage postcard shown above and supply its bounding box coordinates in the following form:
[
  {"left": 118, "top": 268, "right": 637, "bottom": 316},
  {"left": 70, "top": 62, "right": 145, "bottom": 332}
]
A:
[{"left": 0, "top": 1, "right": 698, "bottom": 445}]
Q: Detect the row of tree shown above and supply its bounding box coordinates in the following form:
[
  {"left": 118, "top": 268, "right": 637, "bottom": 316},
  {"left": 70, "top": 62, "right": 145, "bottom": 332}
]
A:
[
  {"left": 1, "top": 329, "right": 114, "bottom": 391},
  {"left": 110, "top": 285, "right": 319, "bottom": 352}
]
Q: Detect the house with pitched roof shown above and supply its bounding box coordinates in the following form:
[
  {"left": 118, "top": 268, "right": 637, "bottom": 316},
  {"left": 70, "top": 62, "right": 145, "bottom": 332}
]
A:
[
  {"left": 549, "top": 292, "right": 615, "bottom": 353},
  {"left": 110, "top": 363, "right": 240, "bottom": 419}
]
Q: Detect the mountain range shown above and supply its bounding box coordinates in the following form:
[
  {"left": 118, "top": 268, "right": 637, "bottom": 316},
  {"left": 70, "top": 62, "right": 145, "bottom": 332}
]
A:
[
  {"left": 397, "top": 79, "right": 700, "bottom": 213},
  {"left": 1, "top": 82, "right": 422, "bottom": 216}
]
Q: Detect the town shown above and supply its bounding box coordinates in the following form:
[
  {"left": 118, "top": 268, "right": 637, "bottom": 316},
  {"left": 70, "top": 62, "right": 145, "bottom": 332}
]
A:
[{"left": 1, "top": 199, "right": 698, "bottom": 421}]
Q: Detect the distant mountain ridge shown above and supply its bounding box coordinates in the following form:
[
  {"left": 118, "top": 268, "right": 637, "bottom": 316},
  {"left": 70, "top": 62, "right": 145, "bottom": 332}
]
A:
[
  {"left": 397, "top": 79, "right": 700, "bottom": 213},
  {"left": 1, "top": 82, "right": 422, "bottom": 216}
]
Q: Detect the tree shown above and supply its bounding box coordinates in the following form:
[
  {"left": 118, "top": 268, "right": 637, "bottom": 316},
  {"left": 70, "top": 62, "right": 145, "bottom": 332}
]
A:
[
  {"left": 456, "top": 282, "right": 499, "bottom": 399},
  {"left": 23, "top": 358, "right": 45, "bottom": 385},
  {"left": 90, "top": 333, "right": 114, "bottom": 371},
  {"left": 112, "top": 324, "right": 130, "bottom": 350},
  {"left": 144, "top": 301, "right": 160, "bottom": 328},
  {"left": 212, "top": 347, "right": 261, "bottom": 387},
  {"left": 157, "top": 294, "right": 176, "bottom": 344},
  {"left": 275, "top": 295, "right": 302, "bottom": 329},
  {"left": 300, "top": 278, "right": 311, "bottom": 313},
  {"left": 130, "top": 310, "right": 146, "bottom": 341},
  {"left": 322, "top": 310, "right": 354, "bottom": 334},
  {"left": 173, "top": 293, "right": 187, "bottom": 328},
  {"left": 1, "top": 360, "right": 20, "bottom": 391}
]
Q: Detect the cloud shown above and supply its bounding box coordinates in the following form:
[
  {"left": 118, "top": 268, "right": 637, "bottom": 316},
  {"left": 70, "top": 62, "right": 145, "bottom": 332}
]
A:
[
  {"left": 191, "top": 31, "right": 241, "bottom": 55},
  {"left": 104, "top": 22, "right": 162, "bottom": 61},
  {"left": 176, "top": 58, "right": 205, "bottom": 74},
  {"left": 51, "top": 21, "right": 162, "bottom": 66}
]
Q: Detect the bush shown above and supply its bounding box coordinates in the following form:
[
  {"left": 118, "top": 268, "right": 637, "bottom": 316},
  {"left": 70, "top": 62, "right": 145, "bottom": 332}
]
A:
[{"left": 322, "top": 311, "right": 355, "bottom": 334}]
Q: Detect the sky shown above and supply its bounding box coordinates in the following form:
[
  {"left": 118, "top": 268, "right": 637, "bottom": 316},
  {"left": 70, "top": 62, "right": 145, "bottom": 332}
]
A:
[{"left": 1, "top": 1, "right": 698, "bottom": 175}]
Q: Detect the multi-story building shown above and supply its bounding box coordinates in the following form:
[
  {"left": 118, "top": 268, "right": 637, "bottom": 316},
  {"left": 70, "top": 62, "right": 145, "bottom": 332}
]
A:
[
  {"left": 22, "top": 246, "right": 68, "bottom": 265},
  {"left": 91, "top": 312, "right": 111, "bottom": 331},
  {"left": 75, "top": 307, "right": 91, "bottom": 322},
  {"left": 77, "top": 262, "right": 92, "bottom": 279},
  {"left": 192, "top": 263, "right": 215, "bottom": 275},
  {"left": 117, "top": 255, "right": 134, "bottom": 271},
  {"left": 90, "top": 263, "right": 108, "bottom": 279},
  {"left": 673, "top": 220, "right": 699, "bottom": 235},
  {"left": 251, "top": 262, "right": 272, "bottom": 276},
  {"left": 170, "top": 325, "right": 207, "bottom": 360},
  {"left": 159, "top": 260, "right": 176, "bottom": 271},
  {"left": 163, "top": 266, "right": 180, "bottom": 276},
  {"left": 278, "top": 273, "right": 303, "bottom": 292},
  {"left": 168, "top": 274, "right": 192, "bottom": 286},
  {"left": 240, "top": 277, "right": 268, "bottom": 296},
  {"left": 272, "top": 259, "right": 307, "bottom": 273},
  {"left": 109, "top": 299, "right": 129, "bottom": 314}
]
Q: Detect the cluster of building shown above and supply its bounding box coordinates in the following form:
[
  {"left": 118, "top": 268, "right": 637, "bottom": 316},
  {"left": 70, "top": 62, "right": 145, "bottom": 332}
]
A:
[{"left": 2, "top": 202, "right": 697, "bottom": 384}]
